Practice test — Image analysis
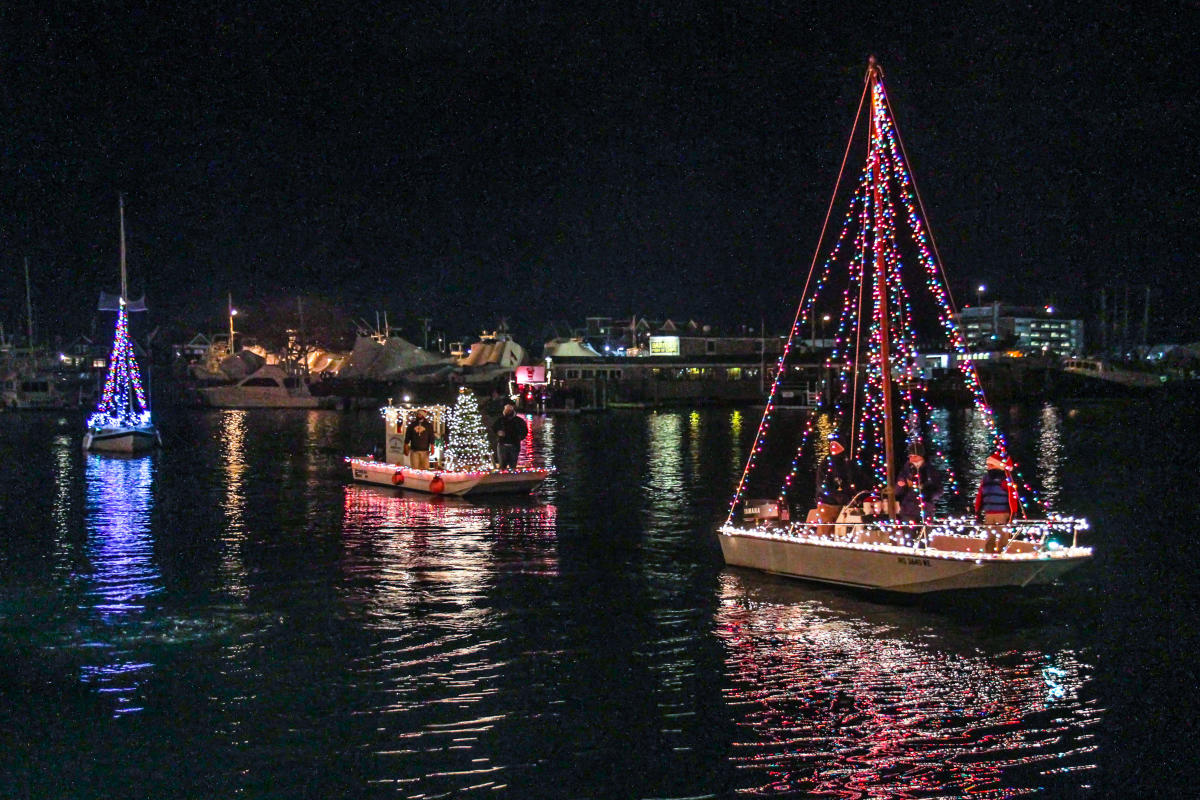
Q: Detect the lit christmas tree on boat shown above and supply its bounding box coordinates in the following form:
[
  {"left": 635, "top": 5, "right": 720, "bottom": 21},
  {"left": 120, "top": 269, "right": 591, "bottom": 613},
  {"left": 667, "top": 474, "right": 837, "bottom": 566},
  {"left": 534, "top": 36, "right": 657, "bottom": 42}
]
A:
[
  {"left": 83, "top": 197, "right": 161, "bottom": 454},
  {"left": 718, "top": 59, "right": 1091, "bottom": 593},
  {"left": 346, "top": 387, "right": 551, "bottom": 496}
]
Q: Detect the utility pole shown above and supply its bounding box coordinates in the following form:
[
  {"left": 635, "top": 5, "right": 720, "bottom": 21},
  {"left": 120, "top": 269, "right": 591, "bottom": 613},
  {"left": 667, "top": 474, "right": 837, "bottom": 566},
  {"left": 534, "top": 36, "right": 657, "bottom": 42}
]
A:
[
  {"left": 1099, "top": 287, "right": 1107, "bottom": 354},
  {"left": 1141, "top": 286, "right": 1150, "bottom": 349},
  {"left": 23, "top": 257, "right": 34, "bottom": 345},
  {"left": 227, "top": 292, "right": 237, "bottom": 353},
  {"left": 421, "top": 317, "right": 431, "bottom": 351}
]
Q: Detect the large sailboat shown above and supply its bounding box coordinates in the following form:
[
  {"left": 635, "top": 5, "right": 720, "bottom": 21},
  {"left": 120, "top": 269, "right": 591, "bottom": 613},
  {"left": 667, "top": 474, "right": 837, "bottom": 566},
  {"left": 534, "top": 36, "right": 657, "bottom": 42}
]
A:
[
  {"left": 83, "top": 197, "right": 161, "bottom": 453},
  {"left": 718, "top": 59, "right": 1092, "bottom": 593}
]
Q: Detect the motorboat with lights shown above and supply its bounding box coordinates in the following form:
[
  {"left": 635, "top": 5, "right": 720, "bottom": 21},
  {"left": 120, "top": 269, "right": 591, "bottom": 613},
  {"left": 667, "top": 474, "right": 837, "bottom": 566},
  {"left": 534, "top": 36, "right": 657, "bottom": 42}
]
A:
[
  {"left": 719, "top": 59, "right": 1092, "bottom": 593},
  {"left": 346, "top": 391, "right": 551, "bottom": 496},
  {"left": 83, "top": 196, "right": 162, "bottom": 454}
]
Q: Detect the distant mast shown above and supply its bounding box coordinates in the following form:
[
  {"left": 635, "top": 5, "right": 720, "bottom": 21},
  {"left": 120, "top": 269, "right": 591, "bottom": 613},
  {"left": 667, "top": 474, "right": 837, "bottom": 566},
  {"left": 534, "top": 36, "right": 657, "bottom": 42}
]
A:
[
  {"left": 23, "top": 256, "right": 34, "bottom": 345},
  {"left": 119, "top": 194, "right": 129, "bottom": 301}
]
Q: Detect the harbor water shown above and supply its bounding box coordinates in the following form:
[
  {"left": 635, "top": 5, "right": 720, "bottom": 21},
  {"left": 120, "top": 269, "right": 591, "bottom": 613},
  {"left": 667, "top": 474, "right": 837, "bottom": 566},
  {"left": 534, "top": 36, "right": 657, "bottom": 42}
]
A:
[{"left": 1, "top": 398, "right": 1196, "bottom": 798}]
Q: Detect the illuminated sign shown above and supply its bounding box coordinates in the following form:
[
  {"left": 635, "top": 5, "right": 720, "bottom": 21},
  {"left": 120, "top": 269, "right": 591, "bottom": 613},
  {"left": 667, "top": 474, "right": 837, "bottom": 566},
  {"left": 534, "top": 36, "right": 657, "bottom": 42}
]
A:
[
  {"left": 515, "top": 365, "right": 547, "bottom": 385},
  {"left": 648, "top": 336, "right": 680, "bottom": 356}
]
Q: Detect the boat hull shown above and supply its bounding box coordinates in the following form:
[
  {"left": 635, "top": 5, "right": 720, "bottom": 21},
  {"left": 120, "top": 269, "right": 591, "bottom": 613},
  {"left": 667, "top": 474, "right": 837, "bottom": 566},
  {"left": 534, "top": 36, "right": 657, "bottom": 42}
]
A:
[
  {"left": 346, "top": 457, "right": 550, "bottom": 496},
  {"left": 197, "top": 389, "right": 330, "bottom": 408},
  {"left": 84, "top": 426, "right": 161, "bottom": 453},
  {"left": 718, "top": 526, "right": 1091, "bottom": 593}
]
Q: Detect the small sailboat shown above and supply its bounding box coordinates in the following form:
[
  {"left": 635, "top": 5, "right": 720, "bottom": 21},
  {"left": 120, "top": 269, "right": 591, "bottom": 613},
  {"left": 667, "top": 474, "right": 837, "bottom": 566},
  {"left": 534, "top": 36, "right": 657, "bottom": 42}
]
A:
[
  {"left": 83, "top": 196, "right": 161, "bottom": 453},
  {"left": 719, "top": 59, "right": 1092, "bottom": 593}
]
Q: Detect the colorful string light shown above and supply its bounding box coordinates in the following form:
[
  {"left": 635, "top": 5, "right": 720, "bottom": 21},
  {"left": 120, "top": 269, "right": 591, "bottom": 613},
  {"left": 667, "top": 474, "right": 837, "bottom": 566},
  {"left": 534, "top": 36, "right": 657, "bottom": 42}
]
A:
[
  {"left": 87, "top": 301, "right": 152, "bottom": 430},
  {"left": 728, "top": 68, "right": 1034, "bottom": 523}
]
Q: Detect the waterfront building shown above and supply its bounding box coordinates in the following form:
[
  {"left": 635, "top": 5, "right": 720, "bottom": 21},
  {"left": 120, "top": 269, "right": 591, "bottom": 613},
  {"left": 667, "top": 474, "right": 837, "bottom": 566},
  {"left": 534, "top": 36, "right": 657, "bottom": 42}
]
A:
[
  {"left": 954, "top": 303, "right": 1084, "bottom": 356},
  {"left": 533, "top": 317, "right": 825, "bottom": 409}
]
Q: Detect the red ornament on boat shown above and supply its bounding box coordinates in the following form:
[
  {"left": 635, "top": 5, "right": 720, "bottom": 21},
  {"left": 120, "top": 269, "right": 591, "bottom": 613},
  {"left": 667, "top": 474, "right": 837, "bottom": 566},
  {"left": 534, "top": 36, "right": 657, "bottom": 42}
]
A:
[
  {"left": 429, "top": 475, "right": 445, "bottom": 494},
  {"left": 391, "top": 470, "right": 404, "bottom": 485}
]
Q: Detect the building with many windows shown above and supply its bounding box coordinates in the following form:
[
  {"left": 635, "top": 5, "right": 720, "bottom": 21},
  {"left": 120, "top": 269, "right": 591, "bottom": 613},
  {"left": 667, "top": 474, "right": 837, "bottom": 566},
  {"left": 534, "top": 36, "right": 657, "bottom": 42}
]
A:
[{"left": 953, "top": 303, "right": 1084, "bottom": 356}]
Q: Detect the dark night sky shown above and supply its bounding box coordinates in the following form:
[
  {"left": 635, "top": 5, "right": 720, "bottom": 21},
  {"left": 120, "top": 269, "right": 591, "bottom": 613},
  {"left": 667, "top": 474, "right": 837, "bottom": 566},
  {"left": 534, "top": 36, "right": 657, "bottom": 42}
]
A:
[{"left": 2, "top": 1, "right": 1196, "bottom": 348}]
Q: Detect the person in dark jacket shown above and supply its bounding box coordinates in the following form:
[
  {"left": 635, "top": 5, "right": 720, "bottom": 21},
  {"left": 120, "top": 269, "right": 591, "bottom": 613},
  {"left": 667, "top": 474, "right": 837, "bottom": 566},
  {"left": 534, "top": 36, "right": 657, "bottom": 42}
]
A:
[
  {"left": 976, "top": 453, "right": 1019, "bottom": 552},
  {"left": 404, "top": 409, "right": 435, "bottom": 470},
  {"left": 895, "top": 441, "right": 942, "bottom": 523},
  {"left": 811, "top": 438, "right": 856, "bottom": 533},
  {"left": 491, "top": 403, "right": 528, "bottom": 469}
]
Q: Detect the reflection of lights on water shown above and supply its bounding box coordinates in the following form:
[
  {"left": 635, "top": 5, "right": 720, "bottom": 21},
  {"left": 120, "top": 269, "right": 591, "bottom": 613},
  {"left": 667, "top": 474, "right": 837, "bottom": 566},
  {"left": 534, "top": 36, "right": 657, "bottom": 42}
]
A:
[
  {"left": 340, "top": 484, "right": 558, "bottom": 795},
  {"left": 51, "top": 434, "right": 76, "bottom": 579},
  {"left": 532, "top": 414, "right": 555, "bottom": 471},
  {"left": 716, "top": 574, "right": 1098, "bottom": 796},
  {"left": 83, "top": 453, "right": 159, "bottom": 715},
  {"left": 963, "top": 406, "right": 994, "bottom": 501},
  {"left": 646, "top": 413, "right": 686, "bottom": 498},
  {"left": 1038, "top": 403, "right": 1063, "bottom": 510},
  {"left": 220, "top": 411, "right": 249, "bottom": 598},
  {"left": 1044, "top": 664, "right": 1068, "bottom": 701},
  {"left": 688, "top": 410, "right": 701, "bottom": 469}
]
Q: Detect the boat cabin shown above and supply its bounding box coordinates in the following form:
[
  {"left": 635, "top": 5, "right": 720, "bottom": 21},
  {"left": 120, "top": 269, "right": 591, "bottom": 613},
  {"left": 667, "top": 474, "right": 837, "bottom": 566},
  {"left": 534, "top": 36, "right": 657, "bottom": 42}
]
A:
[{"left": 380, "top": 402, "right": 448, "bottom": 468}]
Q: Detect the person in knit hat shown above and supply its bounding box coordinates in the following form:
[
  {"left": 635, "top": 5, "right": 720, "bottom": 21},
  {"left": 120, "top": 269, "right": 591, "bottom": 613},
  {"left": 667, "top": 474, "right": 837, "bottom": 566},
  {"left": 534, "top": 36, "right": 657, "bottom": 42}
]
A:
[
  {"left": 812, "top": 437, "right": 857, "bottom": 533},
  {"left": 894, "top": 440, "right": 942, "bottom": 522},
  {"left": 976, "top": 452, "right": 1020, "bottom": 551}
]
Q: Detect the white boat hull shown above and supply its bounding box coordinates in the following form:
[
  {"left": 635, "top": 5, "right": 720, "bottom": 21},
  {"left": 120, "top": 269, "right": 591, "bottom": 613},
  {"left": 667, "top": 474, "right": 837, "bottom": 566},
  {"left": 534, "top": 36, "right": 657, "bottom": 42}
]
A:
[
  {"left": 198, "top": 388, "right": 330, "bottom": 408},
  {"left": 84, "top": 426, "right": 161, "bottom": 453},
  {"left": 718, "top": 525, "right": 1091, "bottom": 593},
  {"left": 346, "top": 457, "right": 550, "bottom": 496}
]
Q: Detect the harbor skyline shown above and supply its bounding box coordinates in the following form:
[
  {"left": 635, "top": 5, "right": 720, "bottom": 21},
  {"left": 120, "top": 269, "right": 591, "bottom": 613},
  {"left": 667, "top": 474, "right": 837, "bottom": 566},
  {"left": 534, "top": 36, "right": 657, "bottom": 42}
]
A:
[{"left": 3, "top": 4, "right": 1196, "bottom": 345}]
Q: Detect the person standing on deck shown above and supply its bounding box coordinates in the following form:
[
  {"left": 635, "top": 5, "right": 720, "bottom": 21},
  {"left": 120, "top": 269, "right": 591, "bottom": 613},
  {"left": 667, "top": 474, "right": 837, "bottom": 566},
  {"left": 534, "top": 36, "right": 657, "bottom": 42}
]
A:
[
  {"left": 491, "top": 403, "right": 528, "bottom": 470},
  {"left": 895, "top": 441, "right": 942, "bottom": 523},
  {"left": 404, "top": 409, "right": 434, "bottom": 470},
  {"left": 976, "top": 453, "right": 1019, "bottom": 552}
]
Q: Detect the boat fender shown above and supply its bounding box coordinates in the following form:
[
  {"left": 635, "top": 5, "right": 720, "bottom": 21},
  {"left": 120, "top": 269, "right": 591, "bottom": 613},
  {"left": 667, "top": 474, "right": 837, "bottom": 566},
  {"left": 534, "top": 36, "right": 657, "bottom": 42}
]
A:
[
  {"left": 429, "top": 475, "right": 445, "bottom": 494},
  {"left": 391, "top": 470, "right": 405, "bottom": 485}
]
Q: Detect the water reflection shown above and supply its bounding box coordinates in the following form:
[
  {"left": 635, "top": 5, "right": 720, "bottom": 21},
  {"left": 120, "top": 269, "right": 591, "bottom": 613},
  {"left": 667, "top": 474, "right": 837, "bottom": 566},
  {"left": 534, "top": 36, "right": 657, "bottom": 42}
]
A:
[
  {"left": 716, "top": 573, "right": 1098, "bottom": 797},
  {"left": 962, "top": 407, "right": 996, "bottom": 508},
  {"left": 1037, "top": 404, "right": 1063, "bottom": 510},
  {"left": 50, "top": 433, "right": 77, "bottom": 581},
  {"left": 81, "top": 453, "right": 160, "bottom": 715},
  {"left": 219, "top": 410, "right": 249, "bottom": 599},
  {"left": 339, "top": 484, "right": 559, "bottom": 796}
]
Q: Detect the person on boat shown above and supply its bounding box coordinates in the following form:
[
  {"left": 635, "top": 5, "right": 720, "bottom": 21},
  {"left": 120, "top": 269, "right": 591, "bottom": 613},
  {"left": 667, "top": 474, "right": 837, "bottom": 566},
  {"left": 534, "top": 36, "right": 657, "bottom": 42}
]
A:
[
  {"left": 975, "top": 453, "right": 1020, "bottom": 552},
  {"left": 491, "top": 403, "right": 528, "bottom": 470},
  {"left": 404, "top": 409, "right": 434, "bottom": 470},
  {"left": 895, "top": 441, "right": 942, "bottom": 523},
  {"left": 813, "top": 438, "right": 856, "bottom": 532}
]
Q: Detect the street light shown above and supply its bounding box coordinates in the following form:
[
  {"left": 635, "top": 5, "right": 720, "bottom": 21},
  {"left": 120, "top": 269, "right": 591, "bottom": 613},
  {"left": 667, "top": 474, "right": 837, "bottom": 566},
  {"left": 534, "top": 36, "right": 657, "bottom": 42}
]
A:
[
  {"left": 228, "top": 292, "right": 239, "bottom": 353},
  {"left": 976, "top": 284, "right": 986, "bottom": 307}
]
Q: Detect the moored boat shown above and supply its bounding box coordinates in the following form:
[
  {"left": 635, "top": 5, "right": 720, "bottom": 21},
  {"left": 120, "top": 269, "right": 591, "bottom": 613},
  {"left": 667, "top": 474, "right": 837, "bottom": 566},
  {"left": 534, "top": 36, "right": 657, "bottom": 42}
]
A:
[
  {"left": 719, "top": 59, "right": 1092, "bottom": 593},
  {"left": 84, "top": 196, "right": 161, "bottom": 454},
  {"left": 197, "top": 364, "right": 333, "bottom": 409}
]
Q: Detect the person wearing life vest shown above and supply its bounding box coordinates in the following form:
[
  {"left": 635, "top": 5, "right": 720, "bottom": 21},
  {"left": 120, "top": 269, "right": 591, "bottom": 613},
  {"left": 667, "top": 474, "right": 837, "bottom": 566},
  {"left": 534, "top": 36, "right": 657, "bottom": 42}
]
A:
[{"left": 975, "top": 452, "right": 1019, "bottom": 552}]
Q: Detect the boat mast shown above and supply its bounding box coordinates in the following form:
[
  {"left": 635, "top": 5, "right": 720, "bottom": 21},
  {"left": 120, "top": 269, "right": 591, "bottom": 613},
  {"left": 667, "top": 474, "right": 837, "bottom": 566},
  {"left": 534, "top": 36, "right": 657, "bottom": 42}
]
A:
[
  {"left": 118, "top": 194, "right": 128, "bottom": 302},
  {"left": 23, "top": 256, "right": 34, "bottom": 345},
  {"left": 868, "top": 57, "right": 898, "bottom": 518}
]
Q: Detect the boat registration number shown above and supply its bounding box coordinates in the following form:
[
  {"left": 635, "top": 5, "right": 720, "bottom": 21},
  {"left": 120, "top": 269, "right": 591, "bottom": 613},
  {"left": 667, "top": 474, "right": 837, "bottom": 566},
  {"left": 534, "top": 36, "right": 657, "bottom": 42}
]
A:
[
  {"left": 353, "top": 469, "right": 368, "bottom": 479},
  {"left": 898, "top": 556, "right": 930, "bottom": 567}
]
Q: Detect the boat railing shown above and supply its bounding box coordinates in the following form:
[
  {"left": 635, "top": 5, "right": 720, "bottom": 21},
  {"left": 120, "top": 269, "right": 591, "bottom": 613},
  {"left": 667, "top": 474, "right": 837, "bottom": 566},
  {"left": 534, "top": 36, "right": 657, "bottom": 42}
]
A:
[{"left": 746, "top": 515, "right": 1086, "bottom": 552}]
